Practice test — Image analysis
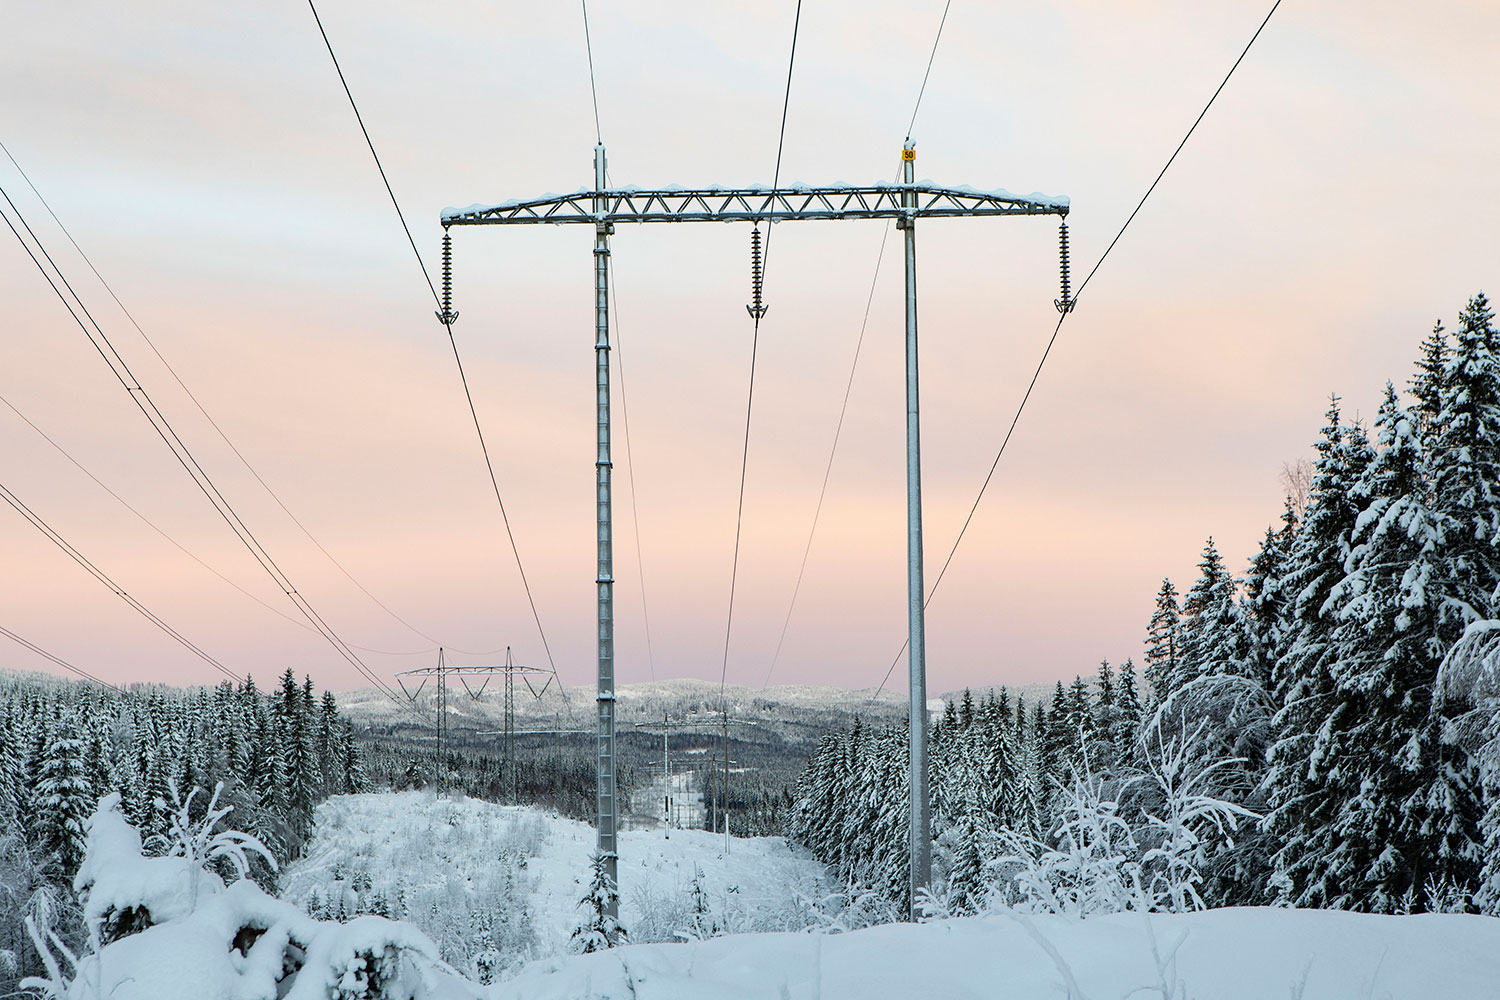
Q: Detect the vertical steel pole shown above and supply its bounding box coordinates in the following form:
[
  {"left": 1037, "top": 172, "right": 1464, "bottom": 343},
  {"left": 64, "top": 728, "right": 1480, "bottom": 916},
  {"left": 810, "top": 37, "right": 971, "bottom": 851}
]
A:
[
  {"left": 901, "top": 140, "right": 930, "bottom": 917},
  {"left": 593, "top": 143, "right": 619, "bottom": 917}
]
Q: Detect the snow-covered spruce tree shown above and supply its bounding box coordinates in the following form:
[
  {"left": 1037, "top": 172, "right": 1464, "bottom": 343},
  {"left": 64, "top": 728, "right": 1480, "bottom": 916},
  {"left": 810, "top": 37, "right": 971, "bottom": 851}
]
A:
[
  {"left": 34, "top": 717, "right": 91, "bottom": 884},
  {"left": 1431, "top": 293, "right": 1500, "bottom": 618},
  {"left": 1243, "top": 500, "right": 1299, "bottom": 690},
  {"left": 1143, "top": 578, "right": 1181, "bottom": 704},
  {"left": 1310, "top": 385, "right": 1483, "bottom": 910},
  {"left": 1173, "top": 538, "right": 1253, "bottom": 692},
  {"left": 1264, "top": 400, "right": 1375, "bottom": 905},
  {"left": 1114, "top": 659, "right": 1144, "bottom": 749},
  {"left": 571, "top": 853, "right": 626, "bottom": 952}
]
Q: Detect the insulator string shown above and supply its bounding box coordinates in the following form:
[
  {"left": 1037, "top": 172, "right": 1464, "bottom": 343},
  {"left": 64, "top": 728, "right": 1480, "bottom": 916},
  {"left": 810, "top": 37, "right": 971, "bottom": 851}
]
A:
[
  {"left": 437, "top": 229, "right": 458, "bottom": 325},
  {"left": 746, "top": 225, "right": 767, "bottom": 320},
  {"left": 1054, "top": 219, "right": 1074, "bottom": 314}
]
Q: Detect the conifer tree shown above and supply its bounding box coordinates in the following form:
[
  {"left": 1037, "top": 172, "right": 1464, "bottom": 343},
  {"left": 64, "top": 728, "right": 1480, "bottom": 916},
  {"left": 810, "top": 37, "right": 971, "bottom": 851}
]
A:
[
  {"left": 1144, "top": 579, "right": 1181, "bottom": 702},
  {"left": 1298, "top": 386, "right": 1482, "bottom": 910},
  {"left": 1267, "top": 401, "right": 1374, "bottom": 903},
  {"left": 1431, "top": 293, "right": 1500, "bottom": 620},
  {"left": 35, "top": 720, "right": 91, "bottom": 881}
]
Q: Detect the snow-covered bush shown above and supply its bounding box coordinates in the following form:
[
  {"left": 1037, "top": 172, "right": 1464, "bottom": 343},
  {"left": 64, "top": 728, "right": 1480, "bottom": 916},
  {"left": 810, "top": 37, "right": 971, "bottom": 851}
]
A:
[
  {"left": 25, "top": 793, "right": 475, "bottom": 1000},
  {"left": 997, "top": 773, "right": 1148, "bottom": 916},
  {"left": 996, "top": 728, "right": 1258, "bottom": 917},
  {"left": 144, "top": 780, "right": 276, "bottom": 890},
  {"left": 281, "top": 793, "right": 546, "bottom": 979}
]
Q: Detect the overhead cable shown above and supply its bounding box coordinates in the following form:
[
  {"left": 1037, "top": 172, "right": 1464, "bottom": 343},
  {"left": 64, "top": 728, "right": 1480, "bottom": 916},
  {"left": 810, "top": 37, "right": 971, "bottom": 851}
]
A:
[
  {"left": 305, "top": 0, "right": 562, "bottom": 685},
  {"left": 905, "top": 0, "right": 953, "bottom": 140},
  {"left": 581, "top": 0, "right": 603, "bottom": 143},
  {"left": 0, "top": 139, "right": 469, "bottom": 657},
  {"left": 0, "top": 185, "right": 421, "bottom": 721},
  {"left": 0, "top": 477, "right": 245, "bottom": 685},
  {"left": 719, "top": 0, "right": 804, "bottom": 703},
  {"left": 0, "top": 624, "right": 124, "bottom": 695},
  {"left": 764, "top": 0, "right": 947, "bottom": 689}
]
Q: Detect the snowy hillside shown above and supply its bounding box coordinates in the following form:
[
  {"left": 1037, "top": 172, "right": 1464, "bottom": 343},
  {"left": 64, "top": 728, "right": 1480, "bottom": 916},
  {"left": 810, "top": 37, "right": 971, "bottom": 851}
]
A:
[
  {"left": 279, "top": 792, "right": 830, "bottom": 978},
  {"left": 339, "top": 677, "right": 914, "bottom": 732}
]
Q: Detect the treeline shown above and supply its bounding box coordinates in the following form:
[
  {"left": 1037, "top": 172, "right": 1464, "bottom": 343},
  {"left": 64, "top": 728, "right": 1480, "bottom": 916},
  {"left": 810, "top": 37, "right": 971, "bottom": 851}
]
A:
[
  {"left": 0, "top": 668, "right": 362, "bottom": 986},
  {"left": 791, "top": 665, "right": 1145, "bottom": 906},
  {"left": 358, "top": 725, "right": 605, "bottom": 822},
  {"left": 792, "top": 292, "right": 1500, "bottom": 917}
]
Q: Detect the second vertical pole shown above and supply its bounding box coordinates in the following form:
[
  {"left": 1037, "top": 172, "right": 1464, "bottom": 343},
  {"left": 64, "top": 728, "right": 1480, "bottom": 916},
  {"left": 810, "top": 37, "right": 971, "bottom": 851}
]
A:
[
  {"left": 901, "top": 140, "right": 931, "bottom": 917},
  {"left": 593, "top": 142, "right": 620, "bottom": 918}
]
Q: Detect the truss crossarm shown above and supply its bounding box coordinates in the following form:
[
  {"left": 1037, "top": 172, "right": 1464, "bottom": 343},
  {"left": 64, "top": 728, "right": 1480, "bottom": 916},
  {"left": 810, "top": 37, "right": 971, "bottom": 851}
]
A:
[{"left": 441, "top": 183, "right": 1068, "bottom": 227}]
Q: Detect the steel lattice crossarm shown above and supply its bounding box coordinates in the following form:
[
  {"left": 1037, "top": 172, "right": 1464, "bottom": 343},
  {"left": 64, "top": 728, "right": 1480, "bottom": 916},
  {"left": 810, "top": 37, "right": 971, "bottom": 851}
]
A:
[{"left": 441, "top": 182, "right": 1068, "bottom": 227}]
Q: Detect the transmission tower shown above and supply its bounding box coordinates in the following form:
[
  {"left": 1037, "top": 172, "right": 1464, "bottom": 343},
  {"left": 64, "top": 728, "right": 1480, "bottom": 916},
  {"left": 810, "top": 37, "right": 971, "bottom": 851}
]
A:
[
  {"left": 396, "top": 648, "right": 551, "bottom": 796},
  {"left": 441, "top": 142, "right": 1069, "bottom": 917}
]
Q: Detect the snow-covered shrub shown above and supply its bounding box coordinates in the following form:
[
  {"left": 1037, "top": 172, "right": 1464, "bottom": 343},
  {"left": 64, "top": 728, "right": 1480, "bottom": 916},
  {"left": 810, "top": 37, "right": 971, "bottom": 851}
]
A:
[
  {"left": 998, "top": 773, "right": 1148, "bottom": 916},
  {"left": 797, "top": 885, "right": 902, "bottom": 933},
  {"left": 142, "top": 780, "right": 276, "bottom": 907},
  {"left": 997, "top": 727, "right": 1258, "bottom": 917},
  {"left": 31, "top": 793, "right": 473, "bottom": 1000},
  {"left": 282, "top": 795, "right": 543, "bottom": 976},
  {"left": 1137, "top": 725, "right": 1259, "bottom": 913}
]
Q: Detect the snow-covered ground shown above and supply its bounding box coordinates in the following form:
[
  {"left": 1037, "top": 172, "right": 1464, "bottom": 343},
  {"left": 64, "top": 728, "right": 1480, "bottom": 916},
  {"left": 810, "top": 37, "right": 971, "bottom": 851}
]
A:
[
  {"left": 276, "top": 793, "right": 1500, "bottom": 1000},
  {"left": 495, "top": 907, "right": 1500, "bottom": 1000},
  {"left": 280, "top": 792, "right": 829, "bottom": 975},
  {"left": 53, "top": 791, "right": 1500, "bottom": 1000}
]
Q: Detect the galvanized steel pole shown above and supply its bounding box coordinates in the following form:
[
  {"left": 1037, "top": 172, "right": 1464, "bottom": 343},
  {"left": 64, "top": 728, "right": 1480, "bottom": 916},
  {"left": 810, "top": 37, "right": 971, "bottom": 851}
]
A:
[
  {"left": 593, "top": 142, "right": 620, "bottom": 917},
  {"left": 901, "top": 140, "right": 931, "bottom": 916}
]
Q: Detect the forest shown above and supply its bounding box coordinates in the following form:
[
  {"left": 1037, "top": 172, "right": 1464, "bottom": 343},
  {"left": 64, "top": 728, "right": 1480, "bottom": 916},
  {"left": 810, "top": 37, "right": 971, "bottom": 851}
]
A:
[
  {"left": 0, "top": 668, "right": 362, "bottom": 988},
  {"left": 791, "top": 293, "right": 1500, "bottom": 918}
]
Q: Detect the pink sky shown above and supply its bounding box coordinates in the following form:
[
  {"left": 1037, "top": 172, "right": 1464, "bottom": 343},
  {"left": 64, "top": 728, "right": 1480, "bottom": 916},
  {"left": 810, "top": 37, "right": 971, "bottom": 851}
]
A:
[{"left": 1, "top": 0, "right": 1497, "bottom": 696}]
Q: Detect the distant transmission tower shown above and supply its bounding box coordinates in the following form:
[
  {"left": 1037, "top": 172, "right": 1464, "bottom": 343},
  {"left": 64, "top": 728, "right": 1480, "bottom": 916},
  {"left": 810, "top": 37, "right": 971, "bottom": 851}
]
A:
[{"left": 396, "top": 648, "right": 551, "bottom": 794}]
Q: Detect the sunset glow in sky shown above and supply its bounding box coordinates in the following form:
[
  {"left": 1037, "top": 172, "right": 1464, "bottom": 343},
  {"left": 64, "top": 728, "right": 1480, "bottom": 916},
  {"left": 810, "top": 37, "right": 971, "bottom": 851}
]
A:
[{"left": 2, "top": 1, "right": 1497, "bottom": 695}]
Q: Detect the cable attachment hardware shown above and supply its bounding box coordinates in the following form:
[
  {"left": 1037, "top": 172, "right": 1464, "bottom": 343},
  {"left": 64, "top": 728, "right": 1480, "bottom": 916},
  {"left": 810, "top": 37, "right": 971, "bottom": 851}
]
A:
[
  {"left": 436, "top": 228, "right": 459, "bottom": 326},
  {"left": 1054, "top": 219, "right": 1074, "bottom": 314},
  {"left": 746, "top": 225, "right": 768, "bottom": 321}
]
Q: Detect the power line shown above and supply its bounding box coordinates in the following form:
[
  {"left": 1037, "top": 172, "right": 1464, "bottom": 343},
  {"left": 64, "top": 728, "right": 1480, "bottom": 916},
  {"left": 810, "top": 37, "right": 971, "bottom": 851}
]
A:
[
  {"left": 0, "top": 477, "right": 245, "bottom": 685},
  {"left": 867, "top": 0, "right": 1285, "bottom": 702},
  {"left": 0, "top": 139, "right": 494, "bottom": 659},
  {"left": 761, "top": 223, "right": 893, "bottom": 689},
  {"left": 764, "top": 0, "right": 949, "bottom": 689},
  {"left": 1, "top": 388, "right": 440, "bottom": 659},
  {"left": 0, "top": 624, "right": 124, "bottom": 695},
  {"left": 0, "top": 390, "right": 312, "bottom": 638},
  {"left": 606, "top": 259, "right": 658, "bottom": 681},
  {"left": 719, "top": 0, "right": 804, "bottom": 703},
  {"left": 305, "top": 0, "right": 562, "bottom": 684},
  {"left": 0, "top": 183, "right": 420, "bottom": 721},
  {"left": 905, "top": 0, "right": 953, "bottom": 140},
  {"left": 581, "top": 0, "right": 603, "bottom": 144}
]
